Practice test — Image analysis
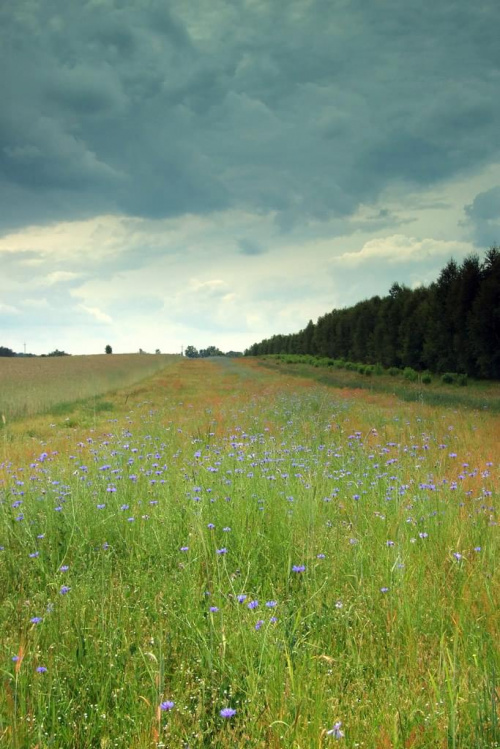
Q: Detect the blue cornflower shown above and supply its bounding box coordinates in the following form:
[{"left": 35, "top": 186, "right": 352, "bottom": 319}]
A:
[
  {"left": 247, "top": 600, "right": 258, "bottom": 609},
  {"left": 29, "top": 552, "right": 39, "bottom": 558},
  {"left": 180, "top": 546, "right": 189, "bottom": 552},
  {"left": 36, "top": 666, "right": 47, "bottom": 673},
  {"left": 326, "top": 721, "right": 344, "bottom": 738},
  {"left": 453, "top": 552, "right": 463, "bottom": 561},
  {"left": 255, "top": 619, "right": 264, "bottom": 630},
  {"left": 380, "top": 587, "right": 389, "bottom": 593},
  {"left": 209, "top": 606, "right": 219, "bottom": 613},
  {"left": 59, "top": 585, "right": 71, "bottom": 595},
  {"left": 60, "top": 565, "right": 69, "bottom": 571},
  {"left": 160, "top": 700, "right": 175, "bottom": 711},
  {"left": 30, "top": 616, "right": 42, "bottom": 624},
  {"left": 216, "top": 548, "right": 227, "bottom": 555},
  {"left": 220, "top": 707, "right": 236, "bottom": 718},
  {"left": 236, "top": 594, "right": 247, "bottom": 603},
  {"left": 265, "top": 601, "right": 277, "bottom": 608},
  {"left": 292, "top": 564, "right": 306, "bottom": 573}
]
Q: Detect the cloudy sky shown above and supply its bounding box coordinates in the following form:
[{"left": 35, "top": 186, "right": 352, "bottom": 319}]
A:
[{"left": 1, "top": 0, "right": 499, "bottom": 355}]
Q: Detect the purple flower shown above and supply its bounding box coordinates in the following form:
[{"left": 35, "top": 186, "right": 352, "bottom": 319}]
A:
[
  {"left": 269, "top": 616, "right": 278, "bottom": 623},
  {"left": 326, "top": 721, "right": 344, "bottom": 738},
  {"left": 36, "top": 666, "right": 47, "bottom": 673},
  {"left": 453, "top": 552, "right": 463, "bottom": 561},
  {"left": 255, "top": 619, "right": 264, "bottom": 630},
  {"left": 59, "top": 565, "right": 69, "bottom": 571},
  {"left": 30, "top": 616, "right": 43, "bottom": 624},
  {"left": 317, "top": 553, "right": 326, "bottom": 559},
  {"left": 380, "top": 587, "right": 389, "bottom": 594},
  {"left": 29, "top": 552, "right": 39, "bottom": 558},
  {"left": 265, "top": 601, "right": 277, "bottom": 608},
  {"left": 236, "top": 594, "right": 247, "bottom": 603},
  {"left": 180, "top": 546, "right": 189, "bottom": 552},
  {"left": 160, "top": 700, "right": 175, "bottom": 711},
  {"left": 207, "top": 523, "right": 215, "bottom": 529},
  {"left": 59, "top": 585, "right": 71, "bottom": 595},
  {"left": 220, "top": 707, "right": 236, "bottom": 718},
  {"left": 292, "top": 564, "right": 306, "bottom": 573},
  {"left": 216, "top": 547, "right": 227, "bottom": 555},
  {"left": 209, "top": 606, "right": 219, "bottom": 613},
  {"left": 247, "top": 600, "right": 258, "bottom": 609}
]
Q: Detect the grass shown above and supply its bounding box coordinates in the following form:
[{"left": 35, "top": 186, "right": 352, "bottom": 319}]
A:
[
  {"left": 256, "top": 357, "right": 500, "bottom": 413},
  {"left": 0, "top": 357, "right": 498, "bottom": 747},
  {"left": 0, "top": 354, "right": 179, "bottom": 424}
]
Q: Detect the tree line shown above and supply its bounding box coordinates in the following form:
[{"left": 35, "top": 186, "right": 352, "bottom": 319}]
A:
[{"left": 245, "top": 247, "right": 500, "bottom": 379}]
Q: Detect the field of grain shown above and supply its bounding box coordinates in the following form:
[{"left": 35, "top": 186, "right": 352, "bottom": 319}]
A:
[
  {"left": 0, "top": 357, "right": 498, "bottom": 747},
  {"left": 0, "top": 354, "right": 179, "bottom": 423}
]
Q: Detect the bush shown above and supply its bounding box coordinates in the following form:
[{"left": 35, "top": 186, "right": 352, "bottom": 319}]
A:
[
  {"left": 441, "top": 372, "right": 456, "bottom": 384},
  {"left": 403, "top": 367, "right": 418, "bottom": 382},
  {"left": 421, "top": 373, "right": 432, "bottom": 384},
  {"left": 388, "top": 367, "right": 401, "bottom": 377},
  {"left": 373, "top": 363, "right": 385, "bottom": 376},
  {"left": 456, "top": 373, "right": 468, "bottom": 387}
]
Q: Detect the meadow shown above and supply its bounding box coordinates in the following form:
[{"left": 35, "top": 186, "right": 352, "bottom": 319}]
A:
[{"left": 0, "top": 356, "right": 498, "bottom": 748}]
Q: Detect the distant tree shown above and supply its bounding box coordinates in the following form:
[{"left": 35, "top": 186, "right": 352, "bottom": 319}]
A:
[
  {"left": 0, "top": 346, "right": 15, "bottom": 357},
  {"left": 155, "top": 349, "right": 161, "bottom": 355},
  {"left": 47, "top": 349, "right": 70, "bottom": 357},
  {"left": 105, "top": 345, "right": 113, "bottom": 354},
  {"left": 199, "top": 345, "right": 224, "bottom": 357},
  {"left": 185, "top": 345, "right": 199, "bottom": 358}
]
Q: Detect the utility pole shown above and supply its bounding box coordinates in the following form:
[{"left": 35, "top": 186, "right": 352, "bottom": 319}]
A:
[
  {"left": 181, "top": 345, "right": 184, "bottom": 356},
  {"left": 23, "top": 342, "right": 26, "bottom": 355}
]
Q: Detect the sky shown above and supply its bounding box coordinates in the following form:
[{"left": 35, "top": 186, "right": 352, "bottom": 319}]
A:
[{"left": 1, "top": 0, "right": 499, "bottom": 355}]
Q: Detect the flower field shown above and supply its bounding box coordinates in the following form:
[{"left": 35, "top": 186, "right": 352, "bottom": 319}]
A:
[{"left": 0, "top": 357, "right": 498, "bottom": 747}]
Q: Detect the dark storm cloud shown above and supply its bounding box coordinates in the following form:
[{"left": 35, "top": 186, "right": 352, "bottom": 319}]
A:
[
  {"left": 464, "top": 186, "right": 500, "bottom": 247},
  {"left": 1, "top": 0, "right": 499, "bottom": 234}
]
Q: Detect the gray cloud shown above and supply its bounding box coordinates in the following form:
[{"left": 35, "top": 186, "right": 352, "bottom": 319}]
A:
[
  {"left": 464, "top": 186, "right": 500, "bottom": 247},
  {"left": 1, "top": 0, "right": 499, "bottom": 235},
  {"left": 237, "top": 238, "right": 266, "bottom": 256}
]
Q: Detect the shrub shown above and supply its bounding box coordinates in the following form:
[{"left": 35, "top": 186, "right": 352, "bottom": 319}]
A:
[
  {"left": 388, "top": 367, "right": 400, "bottom": 377},
  {"left": 421, "top": 373, "right": 432, "bottom": 384},
  {"left": 441, "top": 372, "right": 456, "bottom": 384},
  {"left": 403, "top": 367, "right": 418, "bottom": 382}
]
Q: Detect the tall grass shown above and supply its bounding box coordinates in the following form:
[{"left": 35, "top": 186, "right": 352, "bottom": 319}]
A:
[
  {"left": 0, "top": 358, "right": 498, "bottom": 747},
  {"left": 0, "top": 354, "right": 179, "bottom": 423}
]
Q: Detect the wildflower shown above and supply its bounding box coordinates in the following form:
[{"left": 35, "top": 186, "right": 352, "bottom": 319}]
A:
[
  {"left": 29, "top": 552, "right": 39, "bottom": 558},
  {"left": 30, "top": 616, "right": 43, "bottom": 624},
  {"left": 326, "top": 721, "right": 344, "bottom": 739},
  {"left": 255, "top": 619, "right": 264, "bottom": 630},
  {"left": 59, "top": 585, "right": 71, "bottom": 595},
  {"left": 317, "top": 553, "right": 326, "bottom": 559},
  {"left": 207, "top": 523, "right": 215, "bottom": 529},
  {"left": 220, "top": 707, "right": 236, "bottom": 718},
  {"left": 209, "top": 606, "right": 219, "bottom": 613},
  {"left": 248, "top": 600, "right": 259, "bottom": 609},
  {"left": 380, "top": 587, "right": 389, "bottom": 593},
  {"left": 180, "top": 546, "right": 189, "bottom": 552},
  {"left": 292, "top": 564, "right": 306, "bottom": 573},
  {"left": 265, "top": 601, "right": 277, "bottom": 608},
  {"left": 453, "top": 552, "right": 463, "bottom": 561},
  {"left": 335, "top": 600, "right": 343, "bottom": 609},
  {"left": 216, "top": 548, "right": 227, "bottom": 555},
  {"left": 60, "top": 565, "right": 69, "bottom": 572},
  {"left": 36, "top": 666, "right": 47, "bottom": 673},
  {"left": 236, "top": 594, "right": 247, "bottom": 603},
  {"left": 269, "top": 616, "right": 278, "bottom": 623},
  {"left": 160, "top": 700, "right": 175, "bottom": 711}
]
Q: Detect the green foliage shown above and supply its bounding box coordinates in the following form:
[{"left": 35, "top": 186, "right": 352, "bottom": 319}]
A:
[
  {"left": 245, "top": 246, "right": 500, "bottom": 379},
  {"left": 105, "top": 344, "right": 113, "bottom": 354},
  {"left": 403, "top": 366, "right": 418, "bottom": 382},
  {"left": 421, "top": 372, "right": 432, "bottom": 384}
]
